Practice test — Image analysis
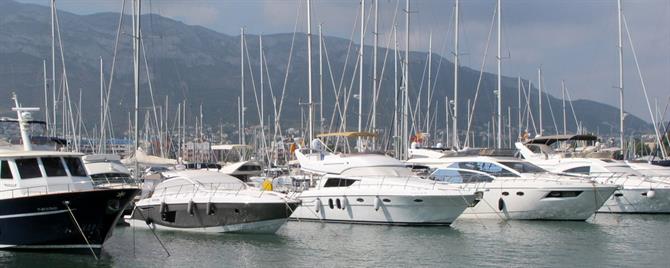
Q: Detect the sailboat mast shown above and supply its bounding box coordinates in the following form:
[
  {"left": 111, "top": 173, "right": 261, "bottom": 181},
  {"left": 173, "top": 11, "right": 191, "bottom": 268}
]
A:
[
  {"left": 538, "top": 67, "right": 542, "bottom": 136},
  {"left": 240, "top": 27, "right": 246, "bottom": 145},
  {"left": 358, "top": 0, "right": 365, "bottom": 149},
  {"left": 43, "top": 60, "right": 49, "bottom": 134},
  {"left": 132, "top": 0, "right": 141, "bottom": 174},
  {"left": 562, "top": 80, "right": 567, "bottom": 135},
  {"left": 496, "top": 0, "right": 502, "bottom": 148},
  {"left": 307, "top": 0, "right": 314, "bottom": 142},
  {"left": 372, "top": 0, "right": 378, "bottom": 147},
  {"left": 319, "top": 24, "right": 324, "bottom": 133},
  {"left": 617, "top": 0, "right": 626, "bottom": 158},
  {"left": 100, "top": 56, "right": 104, "bottom": 153},
  {"left": 50, "top": 0, "right": 56, "bottom": 136},
  {"left": 426, "top": 32, "right": 432, "bottom": 139},
  {"left": 403, "top": 0, "right": 410, "bottom": 159},
  {"left": 452, "top": 0, "right": 459, "bottom": 149},
  {"left": 393, "top": 25, "right": 399, "bottom": 156}
]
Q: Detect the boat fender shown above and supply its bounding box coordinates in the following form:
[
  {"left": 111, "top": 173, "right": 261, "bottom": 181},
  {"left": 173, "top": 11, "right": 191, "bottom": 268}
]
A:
[
  {"left": 647, "top": 190, "right": 656, "bottom": 198},
  {"left": 187, "top": 200, "right": 195, "bottom": 215},
  {"left": 498, "top": 198, "right": 505, "bottom": 211},
  {"left": 145, "top": 217, "right": 153, "bottom": 226},
  {"left": 373, "top": 197, "right": 381, "bottom": 211},
  {"left": 341, "top": 197, "right": 348, "bottom": 210},
  {"left": 207, "top": 202, "right": 216, "bottom": 215},
  {"left": 315, "top": 198, "right": 322, "bottom": 213}
]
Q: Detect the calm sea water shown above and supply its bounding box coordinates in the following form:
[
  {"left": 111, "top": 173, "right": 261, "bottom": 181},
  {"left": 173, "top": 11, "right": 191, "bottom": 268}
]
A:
[{"left": 1, "top": 214, "right": 668, "bottom": 267}]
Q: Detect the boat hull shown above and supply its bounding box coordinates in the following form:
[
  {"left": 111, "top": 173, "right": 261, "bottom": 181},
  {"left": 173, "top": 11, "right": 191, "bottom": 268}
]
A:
[
  {"left": 599, "top": 187, "right": 670, "bottom": 213},
  {"left": 290, "top": 193, "right": 475, "bottom": 226},
  {"left": 129, "top": 201, "right": 299, "bottom": 234},
  {"left": 0, "top": 188, "right": 140, "bottom": 254},
  {"left": 459, "top": 185, "right": 616, "bottom": 220}
]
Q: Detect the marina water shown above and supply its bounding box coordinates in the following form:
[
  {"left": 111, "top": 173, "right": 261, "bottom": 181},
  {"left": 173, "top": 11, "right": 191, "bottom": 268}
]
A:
[{"left": 1, "top": 214, "right": 668, "bottom": 267}]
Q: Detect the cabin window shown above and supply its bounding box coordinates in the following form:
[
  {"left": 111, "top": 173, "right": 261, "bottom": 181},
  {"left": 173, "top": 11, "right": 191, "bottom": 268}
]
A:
[
  {"left": 323, "top": 178, "right": 357, "bottom": 187},
  {"left": 15, "top": 158, "right": 43, "bottom": 179},
  {"left": 499, "top": 162, "right": 546, "bottom": 173},
  {"left": 64, "top": 157, "right": 87, "bottom": 177},
  {"left": 42, "top": 157, "right": 68, "bottom": 177},
  {"left": 0, "top": 160, "right": 12, "bottom": 179},
  {"left": 563, "top": 166, "right": 590, "bottom": 175},
  {"left": 448, "top": 162, "right": 518, "bottom": 177}
]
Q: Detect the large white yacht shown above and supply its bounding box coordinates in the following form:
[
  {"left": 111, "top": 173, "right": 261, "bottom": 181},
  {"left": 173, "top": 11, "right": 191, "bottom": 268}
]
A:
[
  {"left": 0, "top": 96, "right": 140, "bottom": 254},
  {"left": 128, "top": 170, "right": 300, "bottom": 233},
  {"left": 515, "top": 135, "right": 670, "bottom": 213},
  {"left": 289, "top": 134, "right": 476, "bottom": 226},
  {"left": 407, "top": 148, "right": 617, "bottom": 220}
]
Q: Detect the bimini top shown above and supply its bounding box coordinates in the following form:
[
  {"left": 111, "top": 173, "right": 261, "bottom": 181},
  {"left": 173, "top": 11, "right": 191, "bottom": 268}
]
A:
[
  {"left": 525, "top": 134, "right": 598, "bottom": 145},
  {"left": 316, "top": 131, "right": 378, "bottom": 138}
]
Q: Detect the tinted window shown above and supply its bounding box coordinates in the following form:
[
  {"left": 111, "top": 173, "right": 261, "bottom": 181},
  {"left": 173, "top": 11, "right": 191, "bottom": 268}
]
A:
[
  {"left": 564, "top": 166, "right": 590, "bottom": 174},
  {"left": 448, "top": 162, "right": 518, "bottom": 177},
  {"left": 42, "top": 157, "right": 68, "bottom": 177},
  {"left": 324, "top": 178, "right": 357, "bottom": 187},
  {"left": 15, "top": 158, "right": 43, "bottom": 179},
  {"left": 0, "top": 160, "right": 12, "bottom": 179},
  {"left": 64, "top": 157, "right": 87, "bottom": 177},
  {"left": 431, "top": 169, "right": 494, "bottom": 183},
  {"left": 499, "top": 162, "right": 546, "bottom": 173}
]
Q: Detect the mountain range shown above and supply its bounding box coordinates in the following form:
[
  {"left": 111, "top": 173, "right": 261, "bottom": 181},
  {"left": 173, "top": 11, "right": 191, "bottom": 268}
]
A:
[{"left": 0, "top": 0, "right": 651, "bottom": 143}]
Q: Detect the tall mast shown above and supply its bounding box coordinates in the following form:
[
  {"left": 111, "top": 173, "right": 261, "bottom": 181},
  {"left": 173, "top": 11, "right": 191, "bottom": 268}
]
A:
[
  {"left": 517, "top": 76, "right": 521, "bottom": 139},
  {"left": 372, "top": 0, "right": 378, "bottom": 148},
  {"left": 403, "top": 0, "right": 410, "bottom": 159},
  {"left": 132, "top": 0, "right": 141, "bottom": 175},
  {"left": 99, "top": 56, "right": 105, "bottom": 153},
  {"left": 496, "top": 0, "right": 502, "bottom": 148},
  {"left": 562, "top": 80, "right": 567, "bottom": 135},
  {"left": 319, "top": 24, "right": 324, "bottom": 133},
  {"left": 50, "top": 0, "right": 56, "bottom": 135},
  {"left": 358, "top": 0, "right": 365, "bottom": 149},
  {"left": 43, "top": 60, "right": 49, "bottom": 134},
  {"left": 617, "top": 0, "right": 626, "bottom": 155},
  {"left": 452, "top": 0, "right": 459, "bottom": 149},
  {"left": 426, "top": 32, "right": 432, "bottom": 138},
  {"left": 538, "top": 67, "right": 542, "bottom": 136},
  {"left": 307, "top": 0, "right": 314, "bottom": 142},
  {"left": 259, "top": 35, "right": 264, "bottom": 134},
  {"left": 240, "top": 27, "right": 246, "bottom": 145},
  {"left": 393, "top": 25, "right": 399, "bottom": 157}
]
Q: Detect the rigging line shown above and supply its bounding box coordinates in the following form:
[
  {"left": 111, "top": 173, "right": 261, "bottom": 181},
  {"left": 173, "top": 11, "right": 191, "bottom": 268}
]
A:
[
  {"left": 357, "top": 0, "right": 375, "bottom": 130},
  {"left": 521, "top": 81, "right": 538, "bottom": 134},
  {"left": 428, "top": 5, "right": 456, "bottom": 113},
  {"left": 101, "top": 0, "right": 127, "bottom": 148},
  {"left": 542, "top": 82, "right": 559, "bottom": 134},
  {"left": 54, "top": 5, "right": 78, "bottom": 151},
  {"left": 563, "top": 85, "right": 580, "bottom": 130},
  {"left": 63, "top": 202, "right": 98, "bottom": 260},
  {"left": 140, "top": 32, "right": 165, "bottom": 157},
  {"left": 409, "top": 52, "right": 430, "bottom": 134},
  {"left": 365, "top": 0, "right": 401, "bottom": 133},
  {"left": 623, "top": 14, "right": 668, "bottom": 158},
  {"left": 322, "top": 29, "right": 346, "bottom": 134},
  {"left": 243, "top": 33, "right": 271, "bottom": 164},
  {"left": 274, "top": 0, "right": 303, "bottom": 133},
  {"left": 464, "top": 3, "right": 497, "bottom": 147}
]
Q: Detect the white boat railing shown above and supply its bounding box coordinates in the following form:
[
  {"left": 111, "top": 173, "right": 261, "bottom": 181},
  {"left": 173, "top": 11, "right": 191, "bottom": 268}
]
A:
[
  {"left": 151, "top": 182, "right": 248, "bottom": 200},
  {"left": 0, "top": 179, "right": 140, "bottom": 199}
]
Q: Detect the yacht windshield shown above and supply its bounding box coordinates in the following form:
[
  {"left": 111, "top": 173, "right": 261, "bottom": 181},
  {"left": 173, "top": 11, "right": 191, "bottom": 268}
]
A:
[
  {"left": 499, "top": 161, "right": 546, "bottom": 173},
  {"left": 341, "top": 166, "right": 414, "bottom": 177},
  {"left": 448, "top": 162, "right": 518, "bottom": 177}
]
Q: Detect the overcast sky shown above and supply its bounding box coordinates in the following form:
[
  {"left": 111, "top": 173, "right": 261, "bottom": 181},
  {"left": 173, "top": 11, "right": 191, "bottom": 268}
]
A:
[{"left": 17, "top": 0, "right": 670, "bottom": 122}]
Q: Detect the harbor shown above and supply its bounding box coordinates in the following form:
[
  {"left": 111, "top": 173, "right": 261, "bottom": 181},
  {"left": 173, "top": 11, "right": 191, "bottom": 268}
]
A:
[{"left": 0, "top": 0, "right": 669, "bottom": 266}]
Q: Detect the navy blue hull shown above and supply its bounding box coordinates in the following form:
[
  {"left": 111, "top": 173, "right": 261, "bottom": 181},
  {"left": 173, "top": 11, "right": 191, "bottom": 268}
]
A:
[{"left": 0, "top": 188, "right": 140, "bottom": 254}]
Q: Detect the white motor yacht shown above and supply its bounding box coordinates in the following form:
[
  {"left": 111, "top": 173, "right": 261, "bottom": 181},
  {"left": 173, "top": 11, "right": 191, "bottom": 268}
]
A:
[
  {"left": 407, "top": 149, "right": 617, "bottom": 220},
  {"left": 128, "top": 170, "right": 300, "bottom": 233},
  {"left": 516, "top": 135, "right": 670, "bottom": 213},
  {"left": 289, "top": 134, "right": 476, "bottom": 226}
]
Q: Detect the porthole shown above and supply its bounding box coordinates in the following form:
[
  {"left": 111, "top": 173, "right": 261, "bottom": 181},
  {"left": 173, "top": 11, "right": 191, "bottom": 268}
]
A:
[
  {"left": 234, "top": 208, "right": 240, "bottom": 213},
  {"left": 614, "top": 193, "right": 624, "bottom": 197},
  {"left": 382, "top": 198, "right": 391, "bottom": 203},
  {"left": 336, "top": 199, "right": 342, "bottom": 209},
  {"left": 502, "top": 192, "right": 509, "bottom": 196},
  {"left": 356, "top": 198, "right": 364, "bottom": 202},
  {"left": 328, "top": 199, "right": 334, "bottom": 209},
  {"left": 413, "top": 199, "right": 423, "bottom": 203},
  {"left": 516, "top": 192, "right": 524, "bottom": 196},
  {"left": 641, "top": 192, "right": 647, "bottom": 196}
]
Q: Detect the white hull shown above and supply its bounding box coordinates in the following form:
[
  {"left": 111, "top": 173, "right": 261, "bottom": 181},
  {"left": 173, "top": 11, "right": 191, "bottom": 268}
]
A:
[
  {"left": 127, "top": 218, "right": 288, "bottom": 234},
  {"left": 290, "top": 193, "right": 474, "bottom": 225},
  {"left": 459, "top": 185, "right": 616, "bottom": 220},
  {"left": 599, "top": 187, "right": 670, "bottom": 213}
]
